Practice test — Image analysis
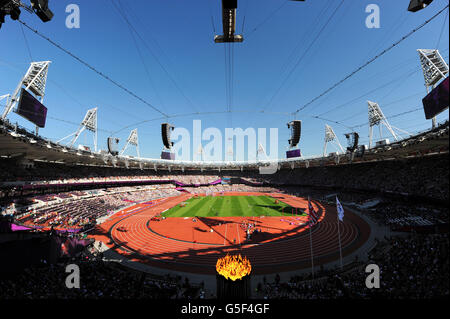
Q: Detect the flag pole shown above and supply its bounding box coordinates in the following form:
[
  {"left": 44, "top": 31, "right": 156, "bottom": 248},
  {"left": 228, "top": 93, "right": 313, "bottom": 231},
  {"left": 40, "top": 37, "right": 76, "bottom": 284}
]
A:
[
  {"left": 309, "top": 220, "right": 315, "bottom": 279},
  {"left": 336, "top": 198, "right": 343, "bottom": 269},
  {"left": 308, "top": 197, "right": 315, "bottom": 279}
]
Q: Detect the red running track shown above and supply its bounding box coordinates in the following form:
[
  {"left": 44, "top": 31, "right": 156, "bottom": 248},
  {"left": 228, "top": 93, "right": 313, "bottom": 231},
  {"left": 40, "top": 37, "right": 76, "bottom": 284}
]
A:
[{"left": 89, "top": 192, "right": 371, "bottom": 275}]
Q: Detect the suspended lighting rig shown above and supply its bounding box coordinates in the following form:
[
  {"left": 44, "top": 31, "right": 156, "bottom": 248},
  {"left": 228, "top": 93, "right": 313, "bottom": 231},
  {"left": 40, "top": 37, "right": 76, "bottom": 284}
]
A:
[{"left": 214, "top": 0, "right": 243, "bottom": 43}]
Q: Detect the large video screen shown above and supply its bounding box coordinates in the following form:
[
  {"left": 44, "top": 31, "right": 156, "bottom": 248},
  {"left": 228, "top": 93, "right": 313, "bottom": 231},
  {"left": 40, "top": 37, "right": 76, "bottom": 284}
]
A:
[
  {"left": 16, "top": 88, "right": 48, "bottom": 128},
  {"left": 422, "top": 77, "right": 449, "bottom": 120},
  {"left": 286, "top": 149, "right": 301, "bottom": 158}
]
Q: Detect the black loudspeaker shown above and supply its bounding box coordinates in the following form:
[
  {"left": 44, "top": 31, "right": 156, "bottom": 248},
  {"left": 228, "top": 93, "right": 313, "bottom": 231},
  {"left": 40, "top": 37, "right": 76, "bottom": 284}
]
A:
[
  {"left": 107, "top": 137, "right": 120, "bottom": 156},
  {"left": 30, "top": 0, "right": 53, "bottom": 22},
  {"left": 161, "top": 123, "right": 174, "bottom": 149},
  {"left": 223, "top": 0, "right": 237, "bottom": 9},
  {"left": 408, "top": 0, "right": 433, "bottom": 12},
  {"left": 287, "top": 120, "right": 301, "bottom": 148},
  {"left": 345, "top": 132, "right": 359, "bottom": 152}
]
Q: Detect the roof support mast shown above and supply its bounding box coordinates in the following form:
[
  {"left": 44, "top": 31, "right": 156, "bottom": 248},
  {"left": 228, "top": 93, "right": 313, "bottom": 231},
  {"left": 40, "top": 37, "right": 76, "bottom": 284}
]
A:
[
  {"left": 120, "top": 128, "right": 140, "bottom": 159},
  {"left": 323, "top": 124, "right": 344, "bottom": 157},
  {"left": 368, "top": 101, "right": 399, "bottom": 149},
  {"left": 57, "top": 107, "right": 98, "bottom": 152}
]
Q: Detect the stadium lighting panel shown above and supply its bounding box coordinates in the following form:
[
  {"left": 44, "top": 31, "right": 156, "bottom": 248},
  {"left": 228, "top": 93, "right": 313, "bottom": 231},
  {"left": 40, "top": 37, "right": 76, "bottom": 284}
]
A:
[
  {"left": 368, "top": 101, "right": 399, "bottom": 148},
  {"left": 417, "top": 49, "right": 449, "bottom": 128},
  {"left": 57, "top": 108, "right": 98, "bottom": 152},
  {"left": 418, "top": 49, "right": 449, "bottom": 88},
  {"left": 2, "top": 61, "right": 51, "bottom": 121},
  {"left": 324, "top": 124, "right": 337, "bottom": 143},
  {"left": 323, "top": 124, "right": 344, "bottom": 157},
  {"left": 120, "top": 129, "right": 140, "bottom": 158},
  {"left": 80, "top": 108, "right": 98, "bottom": 132}
]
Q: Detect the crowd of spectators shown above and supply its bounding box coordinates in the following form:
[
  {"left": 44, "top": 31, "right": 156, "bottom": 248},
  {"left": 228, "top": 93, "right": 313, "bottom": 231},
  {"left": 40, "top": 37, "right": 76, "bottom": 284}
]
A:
[
  {"left": 6, "top": 186, "right": 185, "bottom": 230},
  {"left": 248, "top": 154, "right": 449, "bottom": 201},
  {"left": 2, "top": 182, "right": 284, "bottom": 230},
  {"left": 0, "top": 258, "right": 205, "bottom": 299},
  {"left": 0, "top": 150, "right": 448, "bottom": 299},
  {"left": 256, "top": 233, "right": 449, "bottom": 299},
  {"left": 1, "top": 154, "right": 447, "bottom": 202},
  {"left": 362, "top": 202, "right": 449, "bottom": 228},
  {"left": 180, "top": 184, "right": 280, "bottom": 194}
]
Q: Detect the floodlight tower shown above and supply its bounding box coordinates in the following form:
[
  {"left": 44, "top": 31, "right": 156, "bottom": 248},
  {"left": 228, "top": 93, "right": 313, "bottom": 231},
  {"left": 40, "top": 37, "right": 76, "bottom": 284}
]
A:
[
  {"left": 417, "top": 49, "right": 449, "bottom": 128},
  {"left": 323, "top": 124, "right": 344, "bottom": 157},
  {"left": 57, "top": 107, "right": 98, "bottom": 152},
  {"left": 0, "top": 94, "right": 10, "bottom": 116},
  {"left": 368, "top": 101, "right": 398, "bottom": 148},
  {"left": 1, "top": 61, "right": 51, "bottom": 133},
  {"left": 120, "top": 128, "right": 140, "bottom": 158}
]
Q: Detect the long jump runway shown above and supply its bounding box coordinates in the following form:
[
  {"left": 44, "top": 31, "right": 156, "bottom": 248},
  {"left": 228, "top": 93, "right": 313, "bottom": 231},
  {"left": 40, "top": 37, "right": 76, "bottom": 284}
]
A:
[{"left": 89, "top": 192, "right": 371, "bottom": 275}]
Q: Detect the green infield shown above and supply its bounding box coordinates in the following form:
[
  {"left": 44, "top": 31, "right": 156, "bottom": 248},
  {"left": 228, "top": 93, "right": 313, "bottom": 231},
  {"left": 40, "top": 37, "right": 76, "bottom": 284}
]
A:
[{"left": 161, "top": 195, "right": 306, "bottom": 217}]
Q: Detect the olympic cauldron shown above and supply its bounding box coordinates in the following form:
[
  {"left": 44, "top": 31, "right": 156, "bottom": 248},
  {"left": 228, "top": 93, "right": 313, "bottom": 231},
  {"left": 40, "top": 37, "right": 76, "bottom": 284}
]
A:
[{"left": 216, "top": 254, "right": 252, "bottom": 299}]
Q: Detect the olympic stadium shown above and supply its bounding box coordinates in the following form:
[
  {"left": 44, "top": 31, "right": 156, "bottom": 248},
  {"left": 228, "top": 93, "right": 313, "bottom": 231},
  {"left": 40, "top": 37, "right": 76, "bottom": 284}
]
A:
[{"left": 0, "top": 0, "right": 449, "bottom": 302}]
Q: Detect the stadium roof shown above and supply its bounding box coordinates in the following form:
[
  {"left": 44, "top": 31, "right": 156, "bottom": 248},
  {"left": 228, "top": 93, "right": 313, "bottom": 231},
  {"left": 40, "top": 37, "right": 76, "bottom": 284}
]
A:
[{"left": 1, "top": 118, "right": 448, "bottom": 171}]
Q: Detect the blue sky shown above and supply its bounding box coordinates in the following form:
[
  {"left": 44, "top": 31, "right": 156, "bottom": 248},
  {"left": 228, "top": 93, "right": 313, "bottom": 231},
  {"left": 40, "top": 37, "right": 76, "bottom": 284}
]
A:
[{"left": 0, "top": 0, "right": 448, "bottom": 160}]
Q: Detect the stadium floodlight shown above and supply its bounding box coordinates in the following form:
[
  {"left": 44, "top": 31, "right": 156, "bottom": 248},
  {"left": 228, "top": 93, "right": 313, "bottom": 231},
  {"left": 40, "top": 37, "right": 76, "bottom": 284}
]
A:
[
  {"left": 418, "top": 49, "right": 449, "bottom": 89},
  {"left": 120, "top": 128, "right": 140, "bottom": 158},
  {"left": 408, "top": 0, "right": 433, "bottom": 12},
  {"left": 368, "top": 101, "right": 399, "bottom": 149},
  {"left": 0, "top": 94, "right": 10, "bottom": 113},
  {"left": 323, "top": 124, "right": 344, "bottom": 157},
  {"left": 57, "top": 107, "right": 98, "bottom": 152},
  {"left": 2, "top": 61, "right": 50, "bottom": 121},
  {"left": 418, "top": 49, "right": 449, "bottom": 128}
]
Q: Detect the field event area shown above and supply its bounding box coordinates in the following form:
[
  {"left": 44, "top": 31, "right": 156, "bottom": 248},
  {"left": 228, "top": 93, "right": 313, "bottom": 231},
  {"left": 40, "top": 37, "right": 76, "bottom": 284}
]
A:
[{"left": 162, "top": 195, "right": 302, "bottom": 218}]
